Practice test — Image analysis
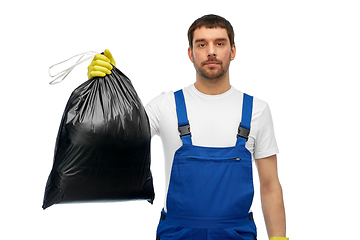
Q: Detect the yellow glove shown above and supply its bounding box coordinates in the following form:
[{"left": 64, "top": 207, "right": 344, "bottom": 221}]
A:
[
  {"left": 269, "top": 237, "right": 289, "bottom": 240},
  {"left": 87, "top": 49, "right": 116, "bottom": 79}
]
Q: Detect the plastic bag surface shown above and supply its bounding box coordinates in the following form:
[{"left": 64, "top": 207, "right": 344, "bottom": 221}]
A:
[{"left": 42, "top": 67, "right": 154, "bottom": 209}]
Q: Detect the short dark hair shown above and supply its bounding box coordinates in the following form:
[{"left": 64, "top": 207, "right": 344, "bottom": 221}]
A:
[{"left": 187, "top": 14, "right": 235, "bottom": 49}]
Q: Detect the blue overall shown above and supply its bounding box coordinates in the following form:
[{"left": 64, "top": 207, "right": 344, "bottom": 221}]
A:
[{"left": 156, "top": 90, "right": 257, "bottom": 240}]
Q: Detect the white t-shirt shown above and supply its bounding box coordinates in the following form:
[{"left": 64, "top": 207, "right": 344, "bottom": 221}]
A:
[{"left": 145, "top": 84, "right": 279, "bottom": 210}]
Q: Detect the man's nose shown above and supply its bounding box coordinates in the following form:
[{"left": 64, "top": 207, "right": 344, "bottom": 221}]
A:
[
  {"left": 207, "top": 44, "right": 216, "bottom": 57},
  {"left": 208, "top": 52, "right": 216, "bottom": 57}
]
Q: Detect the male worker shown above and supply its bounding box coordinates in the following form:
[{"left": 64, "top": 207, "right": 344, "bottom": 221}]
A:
[{"left": 88, "top": 14, "right": 288, "bottom": 240}]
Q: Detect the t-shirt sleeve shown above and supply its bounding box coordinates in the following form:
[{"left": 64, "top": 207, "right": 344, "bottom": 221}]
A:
[
  {"left": 253, "top": 103, "right": 279, "bottom": 159},
  {"left": 145, "top": 92, "right": 166, "bottom": 138}
]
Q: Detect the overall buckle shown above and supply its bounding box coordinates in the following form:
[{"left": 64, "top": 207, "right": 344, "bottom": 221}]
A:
[
  {"left": 178, "top": 124, "right": 191, "bottom": 138},
  {"left": 237, "top": 124, "right": 250, "bottom": 141}
]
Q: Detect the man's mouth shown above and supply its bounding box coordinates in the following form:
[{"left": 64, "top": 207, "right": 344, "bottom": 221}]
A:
[
  {"left": 203, "top": 59, "right": 222, "bottom": 67},
  {"left": 205, "top": 62, "right": 220, "bottom": 67}
]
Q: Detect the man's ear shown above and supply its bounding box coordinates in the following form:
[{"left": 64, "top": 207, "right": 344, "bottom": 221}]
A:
[
  {"left": 230, "top": 44, "right": 236, "bottom": 61},
  {"left": 188, "top": 47, "right": 194, "bottom": 63}
]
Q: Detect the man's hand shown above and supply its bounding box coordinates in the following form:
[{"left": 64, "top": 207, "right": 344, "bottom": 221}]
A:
[{"left": 87, "top": 49, "right": 116, "bottom": 79}]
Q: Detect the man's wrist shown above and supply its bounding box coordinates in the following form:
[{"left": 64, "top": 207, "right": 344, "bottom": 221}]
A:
[{"left": 269, "top": 237, "right": 289, "bottom": 240}]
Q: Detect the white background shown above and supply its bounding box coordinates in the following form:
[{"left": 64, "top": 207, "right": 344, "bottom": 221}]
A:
[{"left": 1, "top": 0, "right": 359, "bottom": 239}]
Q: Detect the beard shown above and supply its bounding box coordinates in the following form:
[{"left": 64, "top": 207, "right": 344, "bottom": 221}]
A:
[{"left": 194, "top": 55, "right": 231, "bottom": 81}]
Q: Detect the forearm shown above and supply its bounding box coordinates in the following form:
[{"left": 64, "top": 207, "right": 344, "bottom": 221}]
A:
[{"left": 260, "top": 180, "right": 286, "bottom": 238}]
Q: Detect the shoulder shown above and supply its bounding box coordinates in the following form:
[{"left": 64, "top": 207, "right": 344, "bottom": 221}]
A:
[
  {"left": 252, "top": 96, "right": 270, "bottom": 120},
  {"left": 146, "top": 90, "right": 175, "bottom": 111},
  {"left": 145, "top": 90, "right": 176, "bottom": 137},
  {"left": 230, "top": 87, "right": 273, "bottom": 130},
  {"left": 231, "top": 86, "right": 269, "bottom": 115}
]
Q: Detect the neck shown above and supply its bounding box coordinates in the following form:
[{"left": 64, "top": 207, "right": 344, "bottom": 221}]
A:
[{"left": 194, "top": 72, "right": 231, "bottom": 95}]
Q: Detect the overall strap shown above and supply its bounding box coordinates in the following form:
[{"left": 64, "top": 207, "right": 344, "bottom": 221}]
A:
[
  {"left": 236, "top": 93, "right": 254, "bottom": 146},
  {"left": 174, "top": 90, "right": 192, "bottom": 145}
]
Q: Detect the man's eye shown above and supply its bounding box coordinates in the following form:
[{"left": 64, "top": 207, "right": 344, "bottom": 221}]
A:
[
  {"left": 199, "top": 44, "right": 206, "bottom": 48},
  {"left": 217, "top": 42, "right": 224, "bottom": 46}
]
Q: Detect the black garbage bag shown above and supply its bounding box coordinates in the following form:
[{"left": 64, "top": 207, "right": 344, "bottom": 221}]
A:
[{"left": 42, "top": 66, "right": 154, "bottom": 209}]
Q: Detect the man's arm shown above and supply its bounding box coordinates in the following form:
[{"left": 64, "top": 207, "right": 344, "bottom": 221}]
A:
[{"left": 256, "top": 154, "right": 287, "bottom": 238}]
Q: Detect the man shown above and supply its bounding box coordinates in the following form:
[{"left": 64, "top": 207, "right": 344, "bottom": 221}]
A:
[{"left": 88, "top": 14, "right": 288, "bottom": 240}]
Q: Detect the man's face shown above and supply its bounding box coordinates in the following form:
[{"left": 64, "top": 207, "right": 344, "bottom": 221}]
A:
[{"left": 188, "top": 26, "right": 236, "bottom": 81}]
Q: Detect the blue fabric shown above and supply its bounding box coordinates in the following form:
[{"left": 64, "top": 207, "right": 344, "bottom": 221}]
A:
[
  {"left": 236, "top": 93, "right": 253, "bottom": 148},
  {"left": 174, "top": 90, "right": 192, "bottom": 145},
  {"left": 157, "top": 90, "right": 256, "bottom": 240},
  {"left": 240, "top": 93, "right": 253, "bottom": 131},
  {"left": 157, "top": 210, "right": 257, "bottom": 240},
  {"left": 174, "top": 90, "right": 190, "bottom": 128}
]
